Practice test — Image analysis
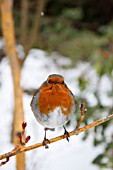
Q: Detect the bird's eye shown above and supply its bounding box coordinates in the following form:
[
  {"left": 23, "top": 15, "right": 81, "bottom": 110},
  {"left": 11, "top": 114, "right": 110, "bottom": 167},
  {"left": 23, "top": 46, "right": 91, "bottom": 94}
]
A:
[
  {"left": 62, "top": 81, "right": 64, "bottom": 84},
  {"left": 47, "top": 80, "right": 51, "bottom": 84}
]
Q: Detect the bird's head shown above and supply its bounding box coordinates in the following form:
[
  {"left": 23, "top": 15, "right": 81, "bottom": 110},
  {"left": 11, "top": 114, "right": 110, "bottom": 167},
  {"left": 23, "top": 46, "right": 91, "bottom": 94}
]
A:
[{"left": 47, "top": 74, "right": 64, "bottom": 85}]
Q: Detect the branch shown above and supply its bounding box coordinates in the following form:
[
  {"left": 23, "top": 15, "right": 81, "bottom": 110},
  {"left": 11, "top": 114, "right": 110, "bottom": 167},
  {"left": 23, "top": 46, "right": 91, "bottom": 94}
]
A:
[
  {"left": 74, "top": 101, "right": 87, "bottom": 133},
  {"left": 0, "top": 112, "right": 113, "bottom": 166},
  {"left": 0, "top": 122, "right": 30, "bottom": 166},
  {"left": 1, "top": 0, "right": 25, "bottom": 169}
]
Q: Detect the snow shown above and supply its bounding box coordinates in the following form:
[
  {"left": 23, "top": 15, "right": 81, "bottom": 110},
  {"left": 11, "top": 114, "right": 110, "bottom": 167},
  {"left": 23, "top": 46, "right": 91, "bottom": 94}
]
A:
[
  {"left": 0, "top": 48, "right": 112, "bottom": 170},
  {"left": 99, "top": 75, "right": 113, "bottom": 107}
]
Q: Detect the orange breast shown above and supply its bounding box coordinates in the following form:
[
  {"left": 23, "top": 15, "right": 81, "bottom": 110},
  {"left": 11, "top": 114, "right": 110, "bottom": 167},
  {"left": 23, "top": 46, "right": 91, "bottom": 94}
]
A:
[{"left": 38, "top": 84, "right": 74, "bottom": 116}]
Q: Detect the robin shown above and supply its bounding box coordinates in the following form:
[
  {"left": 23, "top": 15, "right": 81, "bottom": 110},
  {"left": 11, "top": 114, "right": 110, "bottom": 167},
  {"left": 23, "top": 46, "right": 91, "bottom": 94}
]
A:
[{"left": 30, "top": 74, "right": 76, "bottom": 148}]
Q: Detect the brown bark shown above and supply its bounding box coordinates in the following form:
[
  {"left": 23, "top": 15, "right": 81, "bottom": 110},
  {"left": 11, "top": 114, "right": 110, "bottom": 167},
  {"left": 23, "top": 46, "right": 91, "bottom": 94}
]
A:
[
  {"left": 20, "top": 0, "right": 29, "bottom": 46},
  {"left": 0, "top": 0, "right": 25, "bottom": 170}
]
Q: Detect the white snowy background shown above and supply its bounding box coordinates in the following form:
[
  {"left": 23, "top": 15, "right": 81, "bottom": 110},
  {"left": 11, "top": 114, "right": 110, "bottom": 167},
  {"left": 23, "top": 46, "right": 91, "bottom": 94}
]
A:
[{"left": 0, "top": 48, "right": 112, "bottom": 170}]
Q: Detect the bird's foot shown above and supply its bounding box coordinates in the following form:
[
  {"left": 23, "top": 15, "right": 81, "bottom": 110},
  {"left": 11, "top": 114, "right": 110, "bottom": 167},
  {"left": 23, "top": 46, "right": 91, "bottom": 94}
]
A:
[
  {"left": 74, "top": 128, "right": 79, "bottom": 135},
  {"left": 63, "top": 127, "right": 70, "bottom": 142},
  {"left": 42, "top": 137, "right": 50, "bottom": 149}
]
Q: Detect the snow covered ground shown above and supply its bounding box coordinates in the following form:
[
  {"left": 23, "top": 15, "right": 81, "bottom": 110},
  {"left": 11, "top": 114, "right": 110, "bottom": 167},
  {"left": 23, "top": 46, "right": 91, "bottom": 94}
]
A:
[{"left": 0, "top": 49, "right": 111, "bottom": 170}]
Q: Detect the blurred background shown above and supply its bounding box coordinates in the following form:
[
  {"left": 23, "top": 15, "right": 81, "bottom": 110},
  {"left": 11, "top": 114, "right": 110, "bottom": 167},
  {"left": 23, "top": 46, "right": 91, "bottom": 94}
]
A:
[{"left": 0, "top": 0, "right": 113, "bottom": 170}]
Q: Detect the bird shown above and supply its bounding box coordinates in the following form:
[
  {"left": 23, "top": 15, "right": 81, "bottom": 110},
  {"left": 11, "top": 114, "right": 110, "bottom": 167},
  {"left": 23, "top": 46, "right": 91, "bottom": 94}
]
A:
[{"left": 30, "top": 74, "right": 76, "bottom": 148}]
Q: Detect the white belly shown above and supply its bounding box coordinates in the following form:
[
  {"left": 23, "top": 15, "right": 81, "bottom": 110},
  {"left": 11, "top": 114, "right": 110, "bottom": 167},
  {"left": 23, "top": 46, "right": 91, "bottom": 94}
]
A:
[{"left": 33, "top": 106, "right": 72, "bottom": 128}]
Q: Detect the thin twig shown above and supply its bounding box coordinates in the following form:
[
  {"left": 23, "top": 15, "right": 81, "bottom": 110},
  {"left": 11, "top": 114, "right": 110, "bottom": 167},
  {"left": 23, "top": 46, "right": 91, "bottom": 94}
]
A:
[
  {"left": 0, "top": 113, "right": 113, "bottom": 166},
  {"left": 74, "top": 101, "right": 87, "bottom": 133}
]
